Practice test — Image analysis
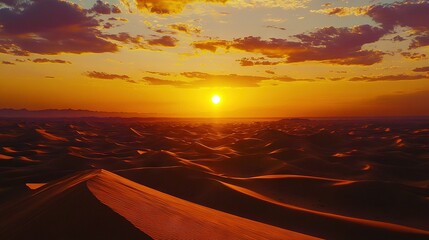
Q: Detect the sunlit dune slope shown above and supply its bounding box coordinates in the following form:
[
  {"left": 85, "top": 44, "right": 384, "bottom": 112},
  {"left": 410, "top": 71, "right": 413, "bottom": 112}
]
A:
[
  {"left": 0, "top": 169, "right": 319, "bottom": 240},
  {"left": 115, "top": 166, "right": 429, "bottom": 240}
]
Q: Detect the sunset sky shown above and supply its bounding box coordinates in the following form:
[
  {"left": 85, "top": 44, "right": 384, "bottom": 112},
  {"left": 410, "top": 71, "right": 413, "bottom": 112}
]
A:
[{"left": 0, "top": 0, "right": 428, "bottom": 117}]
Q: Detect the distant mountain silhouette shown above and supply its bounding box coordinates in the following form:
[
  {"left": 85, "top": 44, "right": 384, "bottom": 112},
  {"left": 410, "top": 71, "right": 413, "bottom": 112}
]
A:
[{"left": 0, "top": 108, "right": 155, "bottom": 118}]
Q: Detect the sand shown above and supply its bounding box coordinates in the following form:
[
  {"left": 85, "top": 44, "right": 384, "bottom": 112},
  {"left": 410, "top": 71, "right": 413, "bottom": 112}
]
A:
[{"left": 0, "top": 118, "right": 429, "bottom": 239}]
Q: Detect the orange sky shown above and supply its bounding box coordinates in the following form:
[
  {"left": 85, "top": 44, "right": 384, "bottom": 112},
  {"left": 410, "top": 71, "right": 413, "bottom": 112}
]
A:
[{"left": 0, "top": 0, "right": 428, "bottom": 117}]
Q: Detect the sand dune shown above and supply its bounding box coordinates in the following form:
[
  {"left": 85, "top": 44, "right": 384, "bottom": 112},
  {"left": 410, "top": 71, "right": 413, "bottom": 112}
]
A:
[
  {"left": 0, "top": 118, "right": 428, "bottom": 239},
  {"left": 0, "top": 169, "right": 319, "bottom": 240}
]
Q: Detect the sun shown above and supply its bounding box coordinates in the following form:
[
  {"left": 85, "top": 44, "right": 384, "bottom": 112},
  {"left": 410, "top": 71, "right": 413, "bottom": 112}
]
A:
[{"left": 211, "top": 95, "right": 221, "bottom": 104}]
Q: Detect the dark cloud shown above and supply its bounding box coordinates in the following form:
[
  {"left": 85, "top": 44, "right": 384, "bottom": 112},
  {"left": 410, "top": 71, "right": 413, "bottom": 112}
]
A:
[
  {"left": 413, "top": 66, "right": 429, "bottom": 72},
  {"left": 191, "top": 39, "right": 229, "bottom": 52},
  {"left": 410, "top": 35, "right": 429, "bottom": 49},
  {"left": 401, "top": 52, "right": 426, "bottom": 60},
  {"left": 193, "top": 25, "right": 386, "bottom": 65},
  {"left": 392, "top": 35, "right": 406, "bottom": 42},
  {"left": 367, "top": 1, "right": 429, "bottom": 49},
  {"left": 146, "top": 71, "right": 171, "bottom": 76},
  {"left": 147, "top": 36, "right": 178, "bottom": 47},
  {"left": 32, "top": 58, "right": 71, "bottom": 64},
  {"left": 1, "top": 60, "right": 15, "bottom": 65},
  {"left": 367, "top": 1, "right": 429, "bottom": 30},
  {"left": 108, "top": 17, "right": 128, "bottom": 22},
  {"left": 143, "top": 76, "right": 187, "bottom": 87},
  {"left": 329, "top": 77, "right": 345, "bottom": 81},
  {"left": 265, "top": 70, "right": 275, "bottom": 75},
  {"left": 349, "top": 74, "right": 428, "bottom": 82},
  {"left": 90, "top": 0, "right": 121, "bottom": 14},
  {"left": 102, "top": 32, "right": 144, "bottom": 48},
  {"left": 151, "top": 28, "right": 177, "bottom": 35},
  {"left": 103, "top": 22, "right": 114, "bottom": 29},
  {"left": 0, "top": 0, "right": 118, "bottom": 55},
  {"left": 265, "top": 25, "right": 286, "bottom": 31},
  {"left": 275, "top": 76, "right": 314, "bottom": 82},
  {"left": 291, "top": 25, "right": 386, "bottom": 65},
  {"left": 169, "top": 23, "right": 201, "bottom": 35},
  {"left": 313, "top": 1, "right": 429, "bottom": 49},
  {"left": 238, "top": 57, "right": 283, "bottom": 66},
  {"left": 84, "top": 71, "right": 130, "bottom": 80}
]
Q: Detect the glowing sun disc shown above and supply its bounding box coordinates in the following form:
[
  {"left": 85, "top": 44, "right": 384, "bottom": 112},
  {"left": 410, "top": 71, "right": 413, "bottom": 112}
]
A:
[{"left": 212, "top": 95, "right": 221, "bottom": 104}]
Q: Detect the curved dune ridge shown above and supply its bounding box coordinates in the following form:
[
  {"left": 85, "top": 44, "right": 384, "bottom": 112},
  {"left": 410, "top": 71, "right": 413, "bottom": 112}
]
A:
[
  {"left": 0, "top": 169, "right": 319, "bottom": 240},
  {"left": 0, "top": 118, "right": 429, "bottom": 239}
]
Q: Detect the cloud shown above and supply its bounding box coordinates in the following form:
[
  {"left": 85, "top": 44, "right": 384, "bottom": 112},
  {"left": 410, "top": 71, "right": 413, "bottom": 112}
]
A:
[
  {"left": 401, "top": 52, "right": 426, "bottom": 60},
  {"left": 392, "top": 35, "right": 406, "bottom": 42},
  {"left": 143, "top": 72, "right": 267, "bottom": 87},
  {"left": 313, "top": 1, "right": 429, "bottom": 49},
  {"left": 349, "top": 74, "right": 428, "bottom": 82},
  {"left": 132, "top": 0, "right": 227, "bottom": 14},
  {"left": 146, "top": 71, "right": 171, "bottom": 76},
  {"left": 275, "top": 76, "right": 314, "bottom": 82},
  {"left": 143, "top": 76, "right": 187, "bottom": 87},
  {"left": 147, "top": 36, "right": 178, "bottom": 47},
  {"left": 182, "top": 72, "right": 268, "bottom": 87},
  {"left": 228, "top": 0, "right": 310, "bottom": 10},
  {"left": 125, "top": 0, "right": 308, "bottom": 15},
  {"left": 329, "top": 77, "right": 345, "bottom": 81},
  {"left": 311, "top": 6, "right": 370, "bottom": 16},
  {"left": 193, "top": 25, "right": 387, "bottom": 65},
  {"left": 32, "top": 58, "right": 71, "bottom": 64},
  {"left": 169, "top": 23, "right": 201, "bottom": 34},
  {"left": 103, "top": 22, "right": 114, "bottom": 29},
  {"left": 90, "top": 0, "right": 121, "bottom": 14},
  {"left": 0, "top": 0, "right": 24, "bottom": 7},
  {"left": 191, "top": 39, "right": 229, "bottom": 52},
  {"left": 366, "top": 1, "right": 429, "bottom": 49},
  {"left": 413, "top": 66, "right": 429, "bottom": 72},
  {"left": 238, "top": 57, "right": 283, "bottom": 66},
  {"left": 410, "top": 34, "right": 429, "bottom": 49},
  {"left": 143, "top": 71, "right": 316, "bottom": 88},
  {"left": 265, "top": 25, "right": 286, "bottom": 31},
  {"left": 0, "top": 0, "right": 118, "bottom": 55},
  {"left": 367, "top": 1, "right": 429, "bottom": 30},
  {"left": 108, "top": 17, "right": 128, "bottom": 22},
  {"left": 102, "top": 32, "right": 145, "bottom": 48},
  {"left": 84, "top": 71, "right": 130, "bottom": 80},
  {"left": 1, "top": 60, "right": 15, "bottom": 65}
]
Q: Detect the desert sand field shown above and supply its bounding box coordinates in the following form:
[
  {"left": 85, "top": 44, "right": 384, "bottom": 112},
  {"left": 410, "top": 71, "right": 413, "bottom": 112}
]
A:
[{"left": 0, "top": 118, "right": 428, "bottom": 239}]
